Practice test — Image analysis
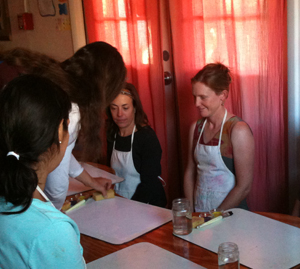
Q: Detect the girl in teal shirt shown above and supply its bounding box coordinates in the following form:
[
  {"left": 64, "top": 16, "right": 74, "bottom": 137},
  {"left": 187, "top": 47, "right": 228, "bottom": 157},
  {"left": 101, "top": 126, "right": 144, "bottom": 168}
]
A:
[{"left": 0, "top": 75, "right": 86, "bottom": 268}]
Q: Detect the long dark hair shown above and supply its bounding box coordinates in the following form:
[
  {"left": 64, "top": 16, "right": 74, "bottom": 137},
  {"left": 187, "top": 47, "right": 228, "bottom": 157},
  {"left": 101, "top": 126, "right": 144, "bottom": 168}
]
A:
[
  {"left": 62, "top": 42, "right": 127, "bottom": 162},
  {"left": 0, "top": 43, "right": 127, "bottom": 162},
  {"left": 106, "top": 82, "right": 148, "bottom": 141},
  {"left": 0, "top": 48, "right": 74, "bottom": 97},
  {"left": 0, "top": 75, "right": 71, "bottom": 215}
]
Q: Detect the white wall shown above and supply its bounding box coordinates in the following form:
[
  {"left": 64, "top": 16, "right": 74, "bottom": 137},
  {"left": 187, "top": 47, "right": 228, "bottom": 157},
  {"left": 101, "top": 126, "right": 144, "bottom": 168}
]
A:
[
  {"left": 0, "top": 0, "right": 74, "bottom": 61},
  {"left": 69, "top": 0, "right": 86, "bottom": 52},
  {"left": 288, "top": 0, "right": 300, "bottom": 211}
]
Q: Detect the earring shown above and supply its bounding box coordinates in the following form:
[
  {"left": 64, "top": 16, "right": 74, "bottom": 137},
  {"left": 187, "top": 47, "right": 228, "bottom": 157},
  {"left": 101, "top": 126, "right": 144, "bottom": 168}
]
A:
[{"left": 59, "top": 141, "right": 62, "bottom": 144}]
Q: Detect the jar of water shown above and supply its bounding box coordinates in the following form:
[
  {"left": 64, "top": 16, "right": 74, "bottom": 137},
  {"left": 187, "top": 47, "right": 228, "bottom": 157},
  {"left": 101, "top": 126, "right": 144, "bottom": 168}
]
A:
[{"left": 172, "top": 198, "right": 192, "bottom": 235}]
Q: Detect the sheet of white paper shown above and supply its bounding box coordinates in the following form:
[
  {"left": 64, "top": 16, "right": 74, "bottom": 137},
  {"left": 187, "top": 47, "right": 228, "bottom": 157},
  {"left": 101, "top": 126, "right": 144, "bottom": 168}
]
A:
[
  {"left": 87, "top": 243, "right": 206, "bottom": 269},
  {"left": 68, "top": 197, "right": 172, "bottom": 245},
  {"left": 38, "top": 0, "right": 55, "bottom": 16},
  {"left": 176, "top": 208, "right": 300, "bottom": 269},
  {"left": 67, "top": 162, "right": 124, "bottom": 196}
]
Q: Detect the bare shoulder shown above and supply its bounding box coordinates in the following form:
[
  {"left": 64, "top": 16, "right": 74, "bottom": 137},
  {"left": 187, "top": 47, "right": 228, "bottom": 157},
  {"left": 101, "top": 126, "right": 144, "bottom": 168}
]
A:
[
  {"left": 189, "top": 120, "right": 199, "bottom": 139},
  {"left": 232, "top": 120, "right": 252, "bottom": 134},
  {"left": 190, "top": 121, "right": 197, "bottom": 131},
  {"left": 231, "top": 120, "right": 254, "bottom": 145},
  {"left": 188, "top": 121, "right": 198, "bottom": 149}
]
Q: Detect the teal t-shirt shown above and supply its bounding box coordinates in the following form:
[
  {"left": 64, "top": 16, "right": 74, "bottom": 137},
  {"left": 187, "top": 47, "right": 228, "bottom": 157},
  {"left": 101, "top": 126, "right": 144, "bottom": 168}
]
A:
[{"left": 0, "top": 197, "right": 85, "bottom": 269}]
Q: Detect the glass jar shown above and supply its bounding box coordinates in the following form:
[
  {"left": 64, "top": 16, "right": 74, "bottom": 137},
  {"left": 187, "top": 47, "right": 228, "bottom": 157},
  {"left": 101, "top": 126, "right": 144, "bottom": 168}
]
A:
[
  {"left": 218, "top": 242, "right": 240, "bottom": 269},
  {"left": 172, "top": 198, "right": 193, "bottom": 235}
]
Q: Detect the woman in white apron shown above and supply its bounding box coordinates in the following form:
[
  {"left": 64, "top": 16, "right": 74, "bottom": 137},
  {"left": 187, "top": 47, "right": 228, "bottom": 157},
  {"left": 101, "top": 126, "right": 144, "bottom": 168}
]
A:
[
  {"left": 106, "top": 83, "right": 167, "bottom": 207},
  {"left": 184, "top": 63, "right": 255, "bottom": 212}
]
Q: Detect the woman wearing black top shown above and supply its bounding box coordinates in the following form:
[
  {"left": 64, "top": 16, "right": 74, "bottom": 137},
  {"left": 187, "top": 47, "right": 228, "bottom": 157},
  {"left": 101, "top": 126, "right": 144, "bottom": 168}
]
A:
[{"left": 106, "top": 83, "right": 167, "bottom": 207}]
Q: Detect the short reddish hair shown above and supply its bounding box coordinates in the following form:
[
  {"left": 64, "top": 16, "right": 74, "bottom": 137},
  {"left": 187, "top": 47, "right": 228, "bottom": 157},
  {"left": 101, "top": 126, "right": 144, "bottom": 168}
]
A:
[{"left": 191, "top": 63, "right": 231, "bottom": 95}]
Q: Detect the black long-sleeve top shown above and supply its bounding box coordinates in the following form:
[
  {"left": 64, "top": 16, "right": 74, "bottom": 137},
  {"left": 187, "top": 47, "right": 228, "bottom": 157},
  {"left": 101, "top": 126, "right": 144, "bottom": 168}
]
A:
[{"left": 107, "top": 126, "right": 167, "bottom": 207}]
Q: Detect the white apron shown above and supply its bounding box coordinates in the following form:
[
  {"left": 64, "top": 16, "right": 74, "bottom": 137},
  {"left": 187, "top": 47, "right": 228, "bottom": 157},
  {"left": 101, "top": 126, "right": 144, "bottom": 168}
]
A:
[
  {"left": 194, "top": 109, "right": 235, "bottom": 212},
  {"left": 111, "top": 125, "right": 141, "bottom": 199}
]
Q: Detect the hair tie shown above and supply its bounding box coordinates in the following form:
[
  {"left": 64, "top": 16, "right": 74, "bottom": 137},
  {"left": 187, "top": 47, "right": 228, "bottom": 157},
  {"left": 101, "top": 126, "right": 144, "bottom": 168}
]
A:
[
  {"left": 7, "top": 151, "right": 20, "bottom": 160},
  {"left": 120, "top": 90, "right": 132, "bottom": 97}
]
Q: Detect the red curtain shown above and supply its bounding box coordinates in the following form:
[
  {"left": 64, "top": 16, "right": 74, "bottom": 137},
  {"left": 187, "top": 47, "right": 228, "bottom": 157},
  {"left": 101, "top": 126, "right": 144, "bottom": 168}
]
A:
[
  {"left": 83, "top": 0, "right": 169, "bottom": 196},
  {"left": 169, "top": 0, "right": 288, "bottom": 212}
]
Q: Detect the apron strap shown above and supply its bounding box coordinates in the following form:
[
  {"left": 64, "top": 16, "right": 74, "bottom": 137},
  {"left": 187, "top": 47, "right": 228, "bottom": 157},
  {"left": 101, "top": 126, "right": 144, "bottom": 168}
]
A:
[
  {"left": 158, "top": 176, "right": 166, "bottom": 187},
  {"left": 36, "top": 185, "right": 55, "bottom": 208},
  {"left": 113, "top": 133, "right": 117, "bottom": 149},
  {"left": 113, "top": 125, "right": 136, "bottom": 150},
  {"left": 131, "top": 125, "right": 136, "bottom": 146},
  {"left": 197, "top": 119, "right": 207, "bottom": 144},
  {"left": 218, "top": 109, "right": 227, "bottom": 148},
  {"left": 197, "top": 109, "right": 227, "bottom": 147}
]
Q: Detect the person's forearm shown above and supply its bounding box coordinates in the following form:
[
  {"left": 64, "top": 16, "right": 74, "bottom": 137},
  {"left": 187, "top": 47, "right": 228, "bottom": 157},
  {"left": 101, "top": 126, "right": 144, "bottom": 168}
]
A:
[
  {"left": 75, "top": 169, "right": 112, "bottom": 197},
  {"left": 75, "top": 169, "right": 93, "bottom": 186},
  {"left": 218, "top": 185, "right": 251, "bottom": 211},
  {"left": 184, "top": 173, "right": 195, "bottom": 210}
]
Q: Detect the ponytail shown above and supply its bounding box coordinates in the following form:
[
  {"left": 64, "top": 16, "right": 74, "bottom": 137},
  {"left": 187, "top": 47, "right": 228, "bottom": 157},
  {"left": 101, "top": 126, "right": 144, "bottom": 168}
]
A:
[{"left": 0, "top": 155, "right": 37, "bottom": 214}]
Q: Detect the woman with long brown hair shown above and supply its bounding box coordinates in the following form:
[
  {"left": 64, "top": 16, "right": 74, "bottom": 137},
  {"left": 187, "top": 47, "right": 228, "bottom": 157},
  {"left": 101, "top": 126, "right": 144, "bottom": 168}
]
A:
[
  {"left": 0, "top": 42, "right": 127, "bottom": 209},
  {"left": 106, "top": 83, "right": 167, "bottom": 207}
]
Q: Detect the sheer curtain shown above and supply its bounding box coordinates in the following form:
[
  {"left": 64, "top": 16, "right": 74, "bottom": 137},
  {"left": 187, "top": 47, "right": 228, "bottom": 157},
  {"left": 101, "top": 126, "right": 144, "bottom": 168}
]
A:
[
  {"left": 169, "top": 0, "right": 287, "bottom": 212},
  {"left": 83, "top": 0, "right": 169, "bottom": 195}
]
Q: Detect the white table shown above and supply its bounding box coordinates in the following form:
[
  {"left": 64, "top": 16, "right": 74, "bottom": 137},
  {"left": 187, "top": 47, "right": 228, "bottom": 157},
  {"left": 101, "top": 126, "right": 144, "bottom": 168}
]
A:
[{"left": 176, "top": 208, "right": 300, "bottom": 269}]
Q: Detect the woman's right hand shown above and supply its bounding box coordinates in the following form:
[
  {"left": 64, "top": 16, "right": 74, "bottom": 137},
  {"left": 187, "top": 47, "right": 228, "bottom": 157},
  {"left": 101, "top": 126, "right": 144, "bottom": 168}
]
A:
[
  {"left": 90, "top": 177, "right": 112, "bottom": 198},
  {"left": 75, "top": 169, "right": 112, "bottom": 198}
]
